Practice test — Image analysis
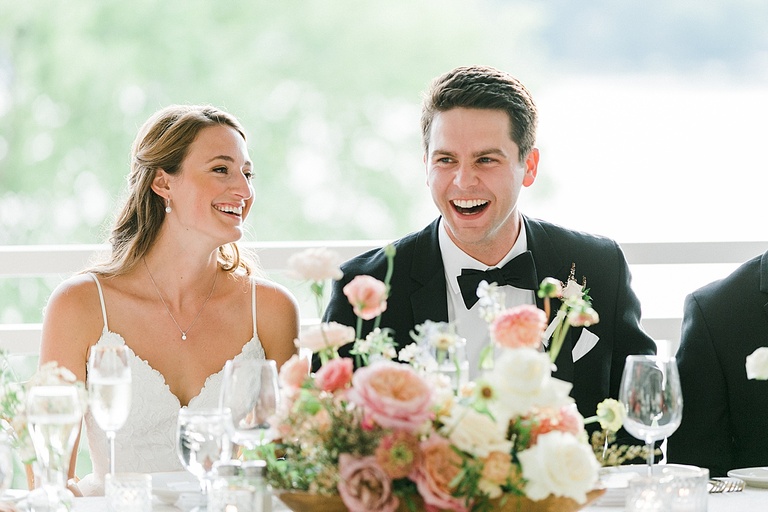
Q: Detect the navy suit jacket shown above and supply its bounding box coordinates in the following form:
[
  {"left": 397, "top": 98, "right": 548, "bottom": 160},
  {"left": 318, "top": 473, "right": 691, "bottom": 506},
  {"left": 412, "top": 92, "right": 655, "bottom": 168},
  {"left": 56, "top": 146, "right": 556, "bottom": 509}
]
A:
[
  {"left": 667, "top": 250, "right": 768, "bottom": 477},
  {"left": 322, "top": 215, "right": 656, "bottom": 424}
]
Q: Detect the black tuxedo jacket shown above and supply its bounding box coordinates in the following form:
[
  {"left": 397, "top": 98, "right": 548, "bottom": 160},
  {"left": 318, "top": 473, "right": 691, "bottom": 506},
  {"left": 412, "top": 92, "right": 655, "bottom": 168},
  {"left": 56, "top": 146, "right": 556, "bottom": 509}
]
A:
[
  {"left": 667, "top": 250, "right": 768, "bottom": 477},
  {"left": 322, "top": 216, "right": 656, "bottom": 421}
]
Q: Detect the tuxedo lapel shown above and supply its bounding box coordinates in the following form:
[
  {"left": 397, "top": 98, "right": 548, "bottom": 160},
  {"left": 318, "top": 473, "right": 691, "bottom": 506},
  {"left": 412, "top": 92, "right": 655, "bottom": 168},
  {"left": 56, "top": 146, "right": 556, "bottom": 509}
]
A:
[
  {"left": 525, "top": 215, "right": 575, "bottom": 382},
  {"left": 410, "top": 219, "right": 449, "bottom": 325}
]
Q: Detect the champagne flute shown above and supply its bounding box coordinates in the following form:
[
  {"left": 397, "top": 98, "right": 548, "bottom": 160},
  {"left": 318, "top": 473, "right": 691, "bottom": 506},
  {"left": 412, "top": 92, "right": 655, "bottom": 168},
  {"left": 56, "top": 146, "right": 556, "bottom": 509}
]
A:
[
  {"left": 87, "top": 344, "right": 132, "bottom": 476},
  {"left": 619, "top": 354, "right": 683, "bottom": 474},
  {"left": 177, "top": 408, "right": 231, "bottom": 512},
  {"left": 26, "top": 385, "right": 82, "bottom": 511},
  {"left": 219, "top": 359, "right": 280, "bottom": 450}
]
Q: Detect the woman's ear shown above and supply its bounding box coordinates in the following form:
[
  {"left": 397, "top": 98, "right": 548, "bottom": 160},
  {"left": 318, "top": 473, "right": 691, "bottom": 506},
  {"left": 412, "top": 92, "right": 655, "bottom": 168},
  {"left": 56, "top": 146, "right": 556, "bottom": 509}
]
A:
[{"left": 150, "top": 169, "right": 171, "bottom": 199}]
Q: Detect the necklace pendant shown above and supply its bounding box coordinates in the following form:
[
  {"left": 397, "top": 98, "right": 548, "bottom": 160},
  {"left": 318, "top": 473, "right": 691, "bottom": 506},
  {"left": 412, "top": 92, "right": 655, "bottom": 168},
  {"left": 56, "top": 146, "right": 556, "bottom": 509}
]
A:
[{"left": 181, "top": 333, "right": 187, "bottom": 341}]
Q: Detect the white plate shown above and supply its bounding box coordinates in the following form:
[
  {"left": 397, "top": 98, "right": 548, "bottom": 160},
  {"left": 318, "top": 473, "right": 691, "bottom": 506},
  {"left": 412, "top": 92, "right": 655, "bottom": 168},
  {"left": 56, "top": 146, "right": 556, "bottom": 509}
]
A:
[
  {"left": 727, "top": 467, "right": 768, "bottom": 488},
  {"left": 150, "top": 471, "right": 200, "bottom": 505},
  {"left": 593, "top": 464, "right": 703, "bottom": 507},
  {"left": 0, "top": 489, "right": 28, "bottom": 503}
]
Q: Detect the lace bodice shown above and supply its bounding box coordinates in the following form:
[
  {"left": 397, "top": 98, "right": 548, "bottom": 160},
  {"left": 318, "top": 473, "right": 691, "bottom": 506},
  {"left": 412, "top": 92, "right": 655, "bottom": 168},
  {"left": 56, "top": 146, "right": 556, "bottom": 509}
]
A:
[{"left": 78, "top": 273, "right": 266, "bottom": 496}]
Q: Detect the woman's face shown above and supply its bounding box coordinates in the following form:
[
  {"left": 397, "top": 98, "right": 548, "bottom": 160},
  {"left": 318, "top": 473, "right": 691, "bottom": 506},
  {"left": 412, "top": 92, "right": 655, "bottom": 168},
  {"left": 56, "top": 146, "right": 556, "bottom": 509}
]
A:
[{"left": 164, "top": 124, "right": 254, "bottom": 247}]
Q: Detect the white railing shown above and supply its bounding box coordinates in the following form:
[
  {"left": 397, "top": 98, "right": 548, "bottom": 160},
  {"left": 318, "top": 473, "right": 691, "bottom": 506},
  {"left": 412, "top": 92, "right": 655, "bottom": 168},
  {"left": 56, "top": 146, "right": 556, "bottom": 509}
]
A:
[{"left": 2, "top": 240, "right": 767, "bottom": 355}]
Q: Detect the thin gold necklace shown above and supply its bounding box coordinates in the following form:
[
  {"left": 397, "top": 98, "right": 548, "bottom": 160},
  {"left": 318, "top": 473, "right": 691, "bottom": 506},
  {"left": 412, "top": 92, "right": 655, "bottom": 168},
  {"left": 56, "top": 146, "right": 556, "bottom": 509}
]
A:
[{"left": 143, "top": 258, "right": 218, "bottom": 341}]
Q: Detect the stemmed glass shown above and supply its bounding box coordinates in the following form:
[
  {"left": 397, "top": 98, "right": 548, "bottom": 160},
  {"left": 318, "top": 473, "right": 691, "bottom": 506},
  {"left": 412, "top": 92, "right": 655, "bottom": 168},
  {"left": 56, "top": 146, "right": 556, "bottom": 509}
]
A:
[
  {"left": 219, "top": 359, "right": 281, "bottom": 451},
  {"left": 619, "top": 354, "right": 683, "bottom": 474},
  {"left": 26, "top": 385, "right": 83, "bottom": 511},
  {"left": 87, "top": 344, "right": 132, "bottom": 476},
  {"left": 177, "top": 408, "right": 231, "bottom": 512}
]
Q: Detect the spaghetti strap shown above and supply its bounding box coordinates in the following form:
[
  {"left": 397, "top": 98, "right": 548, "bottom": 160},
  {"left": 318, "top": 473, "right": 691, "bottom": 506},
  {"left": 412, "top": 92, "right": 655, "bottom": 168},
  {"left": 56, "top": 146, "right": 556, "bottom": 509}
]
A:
[
  {"left": 88, "top": 273, "right": 109, "bottom": 333},
  {"left": 251, "top": 278, "right": 258, "bottom": 340}
]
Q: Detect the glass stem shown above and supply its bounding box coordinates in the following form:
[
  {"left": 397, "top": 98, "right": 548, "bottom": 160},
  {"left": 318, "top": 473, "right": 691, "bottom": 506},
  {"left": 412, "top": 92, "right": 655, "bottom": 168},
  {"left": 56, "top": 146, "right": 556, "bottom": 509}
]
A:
[
  {"left": 107, "top": 430, "right": 116, "bottom": 476},
  {"left": 645, "top": 440, "right": 654, "bottom": 475}
]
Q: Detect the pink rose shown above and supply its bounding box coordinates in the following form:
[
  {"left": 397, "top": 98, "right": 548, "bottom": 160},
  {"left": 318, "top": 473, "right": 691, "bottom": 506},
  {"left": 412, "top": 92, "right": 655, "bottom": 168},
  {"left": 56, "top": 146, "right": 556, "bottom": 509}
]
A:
[
  {"left": 278, "top": 354, "right": 309, "bottom": 390},
  {"left": 343, "top": 275, "right": 388, "bottom": 320},
  {"left": 294, "top": 322, "right": 355, "bottom": 353},
  {"left": 490, "top": 304, "right": 547, "bottom": 349},
  {"left": 409, "top": 436, "right": 468, "bottom": 512},
  {"left": 337, "top": 454, "right": 399, "bottom": 512},
  {"left": 314, "top": 357, "right": 354, "bottom": 392},
  {"left": 347, "top": 361, "right": 433, "bottom": 433}
]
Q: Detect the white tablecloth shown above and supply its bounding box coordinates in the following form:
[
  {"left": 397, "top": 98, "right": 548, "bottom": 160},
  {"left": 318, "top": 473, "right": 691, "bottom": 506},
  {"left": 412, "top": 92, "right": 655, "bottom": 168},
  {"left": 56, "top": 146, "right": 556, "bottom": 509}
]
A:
[{"left": 53, "top": 486, "right": 767, "bottom": 512}]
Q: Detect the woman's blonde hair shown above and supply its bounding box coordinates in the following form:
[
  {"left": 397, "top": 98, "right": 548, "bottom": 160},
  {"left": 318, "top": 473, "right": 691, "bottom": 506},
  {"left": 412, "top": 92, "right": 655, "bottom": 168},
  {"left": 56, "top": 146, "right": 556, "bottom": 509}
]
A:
[{"left": 90, "top": 104, "right": 256, "bottom": 276}]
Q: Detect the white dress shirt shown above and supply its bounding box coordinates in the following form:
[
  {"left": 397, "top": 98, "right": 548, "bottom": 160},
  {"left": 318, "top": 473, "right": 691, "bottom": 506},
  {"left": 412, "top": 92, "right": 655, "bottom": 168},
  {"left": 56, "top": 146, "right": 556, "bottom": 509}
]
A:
[{"left": 438, "top": 218, "right": 536, "bottom": 378}]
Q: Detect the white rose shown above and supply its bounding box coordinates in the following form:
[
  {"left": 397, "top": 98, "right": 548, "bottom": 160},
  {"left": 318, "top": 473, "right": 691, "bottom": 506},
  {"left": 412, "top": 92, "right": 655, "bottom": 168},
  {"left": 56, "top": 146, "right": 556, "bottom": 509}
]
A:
[
  {"left": 746, "top": 347, "right": 768, "bottom": 380},
  {"left": 440, "top": 404, "right": 512, "bottom": 458},
  {"left": 561, "top": 279, "right": 584, "bottom": 300},
  {"left": 484, "top": 348, "right": 574, "bottom": 421},
  {"left": 518, "top": 431, "right": 600, "bottom": 503},
  {"left": 286, "top": 247, "right": 343, "bottom": 282},
  {"left": 294, "top": 322, "right": 355, "bottom": 353}
]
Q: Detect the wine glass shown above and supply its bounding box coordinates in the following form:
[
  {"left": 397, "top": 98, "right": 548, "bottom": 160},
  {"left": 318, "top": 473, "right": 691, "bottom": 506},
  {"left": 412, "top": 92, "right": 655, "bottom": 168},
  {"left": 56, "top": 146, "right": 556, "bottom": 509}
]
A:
[
  {"left": 87, "top": 344, "right": 132, "bottom": 476},
  {"left": 177, "top": 408, "right": 231, "bottom": 511},
  {"left": 25, "top": 385, "right": 82, "bottom": 511},
  {"left": 619, "top": 354, "right": 683, "bottom": 474},
  {"left": 219, "top": 359, "right": 280, "bottom": 450}
]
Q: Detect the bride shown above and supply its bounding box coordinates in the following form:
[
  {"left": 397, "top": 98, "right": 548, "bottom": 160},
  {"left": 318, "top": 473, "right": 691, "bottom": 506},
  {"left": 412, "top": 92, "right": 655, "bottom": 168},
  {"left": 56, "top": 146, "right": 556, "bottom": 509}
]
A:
[{"left": 38, "top": 104, "right": 299, "bottom": 495}]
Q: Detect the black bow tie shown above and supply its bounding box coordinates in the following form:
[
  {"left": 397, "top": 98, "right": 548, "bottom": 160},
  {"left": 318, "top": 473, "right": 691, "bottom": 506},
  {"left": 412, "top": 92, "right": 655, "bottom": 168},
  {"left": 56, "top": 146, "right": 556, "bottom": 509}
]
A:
[{"left": 456, "top": 250, "right": 538, "bottom": 309}]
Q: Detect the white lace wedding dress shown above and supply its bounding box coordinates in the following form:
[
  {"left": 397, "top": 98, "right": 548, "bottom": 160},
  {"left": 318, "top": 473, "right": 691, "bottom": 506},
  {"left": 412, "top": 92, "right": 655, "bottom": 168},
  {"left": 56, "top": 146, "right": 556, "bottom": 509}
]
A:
[{"left": 77, "top": 273, "right": 266, "bottom": 496}]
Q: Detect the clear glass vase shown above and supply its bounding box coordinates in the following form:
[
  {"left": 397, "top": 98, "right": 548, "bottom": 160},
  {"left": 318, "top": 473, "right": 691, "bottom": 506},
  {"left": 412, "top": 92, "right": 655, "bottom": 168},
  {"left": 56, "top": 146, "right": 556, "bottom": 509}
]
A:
[
  {"left": 25, "top": 385, "right": 82, "bottom": 512},
  {"left": 430, "top": 338, "right": 469, "bottom": 392}
]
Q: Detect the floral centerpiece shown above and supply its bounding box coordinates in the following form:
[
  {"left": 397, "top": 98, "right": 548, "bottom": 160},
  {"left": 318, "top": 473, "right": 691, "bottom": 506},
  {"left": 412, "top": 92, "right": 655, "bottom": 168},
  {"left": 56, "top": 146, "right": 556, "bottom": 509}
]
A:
[{"left": 259, "top": 247, "right": 636, "bottom": 512}]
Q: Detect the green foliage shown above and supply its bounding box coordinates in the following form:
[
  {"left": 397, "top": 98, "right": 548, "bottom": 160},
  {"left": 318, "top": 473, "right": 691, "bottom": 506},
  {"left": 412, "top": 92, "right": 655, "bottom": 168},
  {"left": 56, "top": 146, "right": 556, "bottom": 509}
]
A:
[{"left": 1, "top": 0, "right": 768, "bottom": 323}]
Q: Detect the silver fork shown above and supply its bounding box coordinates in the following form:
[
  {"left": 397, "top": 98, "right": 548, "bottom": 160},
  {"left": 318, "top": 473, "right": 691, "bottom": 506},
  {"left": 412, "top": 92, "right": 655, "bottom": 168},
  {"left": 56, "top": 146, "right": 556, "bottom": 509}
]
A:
[
  {"left": 721, "top": 478, "right": 745, "bottom": 492},
  {"left": 709, "top": 477, "right": 745, "bottom": 493},
  {"left": 708, "top": 479, "right": 726, "bottom": 493}
]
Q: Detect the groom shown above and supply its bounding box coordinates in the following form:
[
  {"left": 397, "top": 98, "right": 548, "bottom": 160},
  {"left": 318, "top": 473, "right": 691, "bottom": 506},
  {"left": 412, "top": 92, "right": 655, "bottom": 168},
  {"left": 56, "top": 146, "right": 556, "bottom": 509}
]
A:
[{"left": 323, "top": 65, "right": 656, "bottom": 423}]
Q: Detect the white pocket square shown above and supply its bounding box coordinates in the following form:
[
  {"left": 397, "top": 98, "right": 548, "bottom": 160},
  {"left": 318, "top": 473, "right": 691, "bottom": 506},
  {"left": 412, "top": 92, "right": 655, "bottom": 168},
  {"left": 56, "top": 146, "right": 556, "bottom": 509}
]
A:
[{"left": 572, "top": 329, "right": 599, "bottom": 362}]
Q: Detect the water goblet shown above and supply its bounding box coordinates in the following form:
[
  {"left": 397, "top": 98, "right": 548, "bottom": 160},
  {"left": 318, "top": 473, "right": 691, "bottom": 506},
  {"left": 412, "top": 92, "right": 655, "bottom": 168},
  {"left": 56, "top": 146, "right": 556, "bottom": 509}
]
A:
[
  {"left": 219, "top": 359, "right": 280, "bottom": 450},
  {"left": 87, "top": 344, "right": 132, "bottom": 476},
  {"left": 25, "top": 384, "right": 83, "bottom": 511},
  {"left": 177, "top": 408, "right": 231, "bottom": 512},
  {"left": 619, "top": 354, "right": 683, "bottom": 474}
]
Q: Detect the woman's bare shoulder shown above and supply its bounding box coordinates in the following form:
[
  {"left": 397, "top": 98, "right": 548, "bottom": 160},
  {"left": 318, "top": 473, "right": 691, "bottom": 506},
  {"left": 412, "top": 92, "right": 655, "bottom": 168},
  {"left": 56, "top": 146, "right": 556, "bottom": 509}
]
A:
[
  {"left": 41, "top": 273, "right": 104, "bottom": 368},
  {"left": 252, "top": 276, "right": 298, "bottom": 305},
  {"left": 46, "top": 273, "right": 102, "bottom": 312}
]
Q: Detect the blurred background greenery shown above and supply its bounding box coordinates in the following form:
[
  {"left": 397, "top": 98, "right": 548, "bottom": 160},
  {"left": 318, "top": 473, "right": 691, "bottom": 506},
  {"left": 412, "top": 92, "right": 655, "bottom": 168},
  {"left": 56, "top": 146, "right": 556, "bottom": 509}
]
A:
[{"left": 2, "top": 0, "right": 768, "bottom": 324}]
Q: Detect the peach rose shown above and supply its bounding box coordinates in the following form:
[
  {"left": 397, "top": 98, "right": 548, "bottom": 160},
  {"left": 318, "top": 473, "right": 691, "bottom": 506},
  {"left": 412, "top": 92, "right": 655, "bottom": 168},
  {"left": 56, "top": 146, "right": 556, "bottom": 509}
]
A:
[
  {"left": 278, "top": 354, "right": 309, "bottom": 390},
  {"left": 337, "top": 454, "right": 399, "bottom": 512},
  {"left": 490, "top": 304, "right": 547, "bottom": 349},
  {"left": 343, "top": 275, "right": 388, "bottom": 320},
  {"left": 347, "top": 361, "right": 433, "bottom": 433},
  {"left": 482, "top": 450, "right": 514, "bottom": 485},
  {"left": 410, "top": 435, "right": 468, "bottom": 512},
  {"left": 314, "top": 357, "right": 354, "bottom": 392}
]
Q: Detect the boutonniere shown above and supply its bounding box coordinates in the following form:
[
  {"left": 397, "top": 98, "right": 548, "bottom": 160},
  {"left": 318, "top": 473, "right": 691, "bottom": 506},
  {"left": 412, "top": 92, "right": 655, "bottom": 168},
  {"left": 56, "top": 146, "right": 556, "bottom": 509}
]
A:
[{"left": 537, "top": 263, "right": 600, "bottom": 363}]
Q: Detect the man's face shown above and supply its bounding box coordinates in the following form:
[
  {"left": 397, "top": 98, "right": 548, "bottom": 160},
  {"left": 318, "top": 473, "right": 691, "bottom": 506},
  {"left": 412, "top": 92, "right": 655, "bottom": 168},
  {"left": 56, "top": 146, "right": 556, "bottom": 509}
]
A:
[{"left": 425, "top": 107, "right": 538, "bottom": 263}]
